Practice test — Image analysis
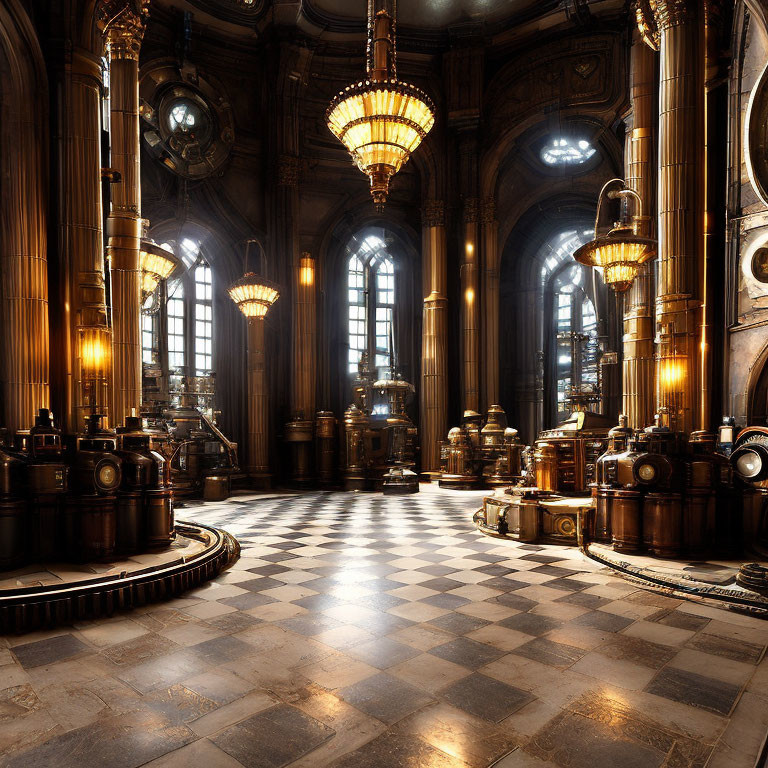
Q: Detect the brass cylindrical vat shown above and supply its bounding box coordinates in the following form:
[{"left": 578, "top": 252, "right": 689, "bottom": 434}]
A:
[
  {"left": 594, "top": 486, "right": 614, "bottom": 543},
  {"left": 534, "top": 442, "right": 557, "bottom": 492},
  {"left": 285, "top": 418, "right": 314, "bottom": 487},
  {"left": 67, "top": 496, "right": 117, "bottom": 562},
  {"left": 29, "top": 494, "right": 64, "bottom": 562},
  {"left": 144, "top": 488, "right": 174, "bottom": 549},
  {"left": 116, "top": 491, "right": 143, "bottom": 555},
  {"left": 611, "top": 489, "right": 643, "bottom": 553},
  {"left": 682, "top": 490, "right": 711, "bottom": 559},
  {"left": 645, "top": 492, "right": 683, "bottom": 559},
  {"left": 0, "top": 499, "right": 26, "bottom": 570},
  {"left": 203, "top": 475, "right": 230, "bottom": 502},
  {"left": 315, "top": 411, "right": 337, "bottom": 486}
]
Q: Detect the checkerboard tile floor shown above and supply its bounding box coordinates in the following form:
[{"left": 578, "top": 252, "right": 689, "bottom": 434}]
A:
[{"left": 2, "top": 486, "right": 767, "bottom": 768}]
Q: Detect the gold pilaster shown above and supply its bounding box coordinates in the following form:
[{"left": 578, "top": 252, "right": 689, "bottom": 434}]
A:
[
  {"left": 623, "top": 33, "right": 657, "bottom": 430},
  {"left": 481, "top": 197, "right": 499, "bottom": 410},
  {"left": 420, "top": 199, "right": 448, "bottom": 474},
  {"left": 0, "top": 58, "right": 49, "bottom": 432},
  {"left": 59, "top": 50, "right": 113, "bottom": 432},
  {"left": 292, "top": 253, "right": 316, "bottom": 418},
  {"left": 653, "top": 0, "right": 705, "bottom": 433},
  {"left": 247, "top": 316, "right": 269, "bottom": 483},
  {"left": 105, "top": 3, "right": 147, "bottom": 425},
  {"left": 462, "top": 198, "right": 480, "bottom": 413}
]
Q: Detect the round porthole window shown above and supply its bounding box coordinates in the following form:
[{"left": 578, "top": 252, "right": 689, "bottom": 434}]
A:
[
  {"left": 168, "top": 100, "right": 202, "bottom": 135},
  {"left": 751, "top": 247, "right": 768, "bottom": 284}
]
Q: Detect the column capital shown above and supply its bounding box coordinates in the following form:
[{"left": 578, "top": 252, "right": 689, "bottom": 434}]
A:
[
  {"left": 422, "top": 199, "right": 445, "bottom": 228},
  {"left": 634, "top": 0, "right": 659, "bottom": 51},
  {"left": 480, "top": 197, "right": 496, "bottom": 224},
  {"left": 652, "top": 0, "right": 700, "bottom": 31},
  {"left": 277, "top": 154, "right": 300, "bottom": 186},
  {"left": 463, "top": 197, "right": 479, "bottom": 224},
  {"left": 101, "top": 1, "right": 149, "bottom": 60}
]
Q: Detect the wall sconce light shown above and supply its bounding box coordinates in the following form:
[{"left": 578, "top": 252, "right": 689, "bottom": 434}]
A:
[
  {"left": 574, "top": 178, "right": 657, "bottom": 292},
  {"left": 299, "top": 254, "right": 315, "bottom": 287},
  {"left": 78, "top": 325, "right": 112, "bottom": 412}
]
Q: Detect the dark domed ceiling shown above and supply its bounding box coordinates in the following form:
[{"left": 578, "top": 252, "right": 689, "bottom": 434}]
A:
[{"left": 304, "top": 0, "right": 555, "bottom": 28}]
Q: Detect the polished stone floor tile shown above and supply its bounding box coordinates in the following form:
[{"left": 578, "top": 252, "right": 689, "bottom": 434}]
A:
[
  {"left": 212, "top": 703, "right": 334, "bottom": 768},
  {"left": 498, "top": 612, "right": 564, "bottom": 637},
  {"left": 11, "top": 634, "right": 90, "bottom": 669},
  {"left": 570, "top": 609, "right": 634, "bottom": 633},
  {"left": 336, "top": 672, "right": 435, "bottom": 724},
  {"left": 426, "top": 611, "right": 491, "bottom": 636},
  {"left": 329, "top": 730, "right": 472, "bottom": 768},
  {"left": 645, "top": 667, "right": 742, "bottom": 715},
  {"left": 428, "top": 636, "right": 505, "bottom": 669},
  {"left": 440, "top": 672, "right": 535, "bottom": 722},
  {"left": 512, "top": 637, "right": 587, "bottom": 669},
  {"left": 347, "top": 637, "right": 422, "bottom": 669},
  {"left": 685, "top": 631, "right": 765, "bottom": 665}
]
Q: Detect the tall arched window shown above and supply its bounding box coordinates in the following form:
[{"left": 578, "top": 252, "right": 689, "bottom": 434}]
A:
[
  {"left": 541, "top": 230, "right": 599, "bottom": 423},
  {"left": 141, "top": 236, "right": 216, "bottom": 413},
  {"left": 347, "top": 233, "right": 396, "bottom": 379}
]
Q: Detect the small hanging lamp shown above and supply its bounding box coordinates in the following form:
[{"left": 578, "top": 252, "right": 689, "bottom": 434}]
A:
[
  {"left": 325, "top": 0, "right": 435, "bottom": 209},
  {"left": 140, "top": 240, "right": 182, "bottom": 301},
  {"left": 573, "top": 179, "right": 657, "bottom": 293},
  {"left": 228, "top": 239, "right": 280, "bottom": 318}
]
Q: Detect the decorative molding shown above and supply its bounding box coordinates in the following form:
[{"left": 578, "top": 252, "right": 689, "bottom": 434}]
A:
[
  {"left": 480, "top": 197, "right": 496, "bottom": 224},
  {"left": 462, "top": 197, "right": 479, "bottom": 224},
  {"left": 100, "top": 0, "right": 149, "bottom": 59},
  {"left": 422, "top": 199, "right": 445, "bottom": 228},
  {"left": 277, "top": 154, "right": 300, "bottom": 187},
  {"left": 653, "top": 0, "right": 698, "bottom": 31}
]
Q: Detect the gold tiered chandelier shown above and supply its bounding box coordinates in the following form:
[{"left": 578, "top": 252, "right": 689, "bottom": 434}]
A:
[
  {"left": 326, "top": 0, "right": 435, "bottom": 209},
  {"left": 573, "top": 179, "right": 657, "bottom": 293}
]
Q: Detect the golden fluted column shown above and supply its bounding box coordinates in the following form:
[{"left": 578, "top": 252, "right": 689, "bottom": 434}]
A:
[
  {"left": 54, "top": 49, "right": 113, "bottom": 432},
  {"left": 247, "top": 316, "right": 269, "bottom": 484},
  {"left": 420, "top": 199, "right": 448, "bottom": 475},
  {"left": 623, "top": 32, "right": 657, "bottom": 430},
  {"left": 292, "top": 253, "right": 316, "bottom": 418},
  {"left": 105, "top": 3, "right": 147, "bottom": 425},
  {"left": 481, "top": 197, "right": 499, "bottom": 410},
  {"left": 0, "top": 48, "right": 49, "bottom": 432},
  {"left": 653, "top": 0, "right": 705, "bottom": 433},
  {"left": 462, "top": 198, "right": 480, "bottom": 413}
]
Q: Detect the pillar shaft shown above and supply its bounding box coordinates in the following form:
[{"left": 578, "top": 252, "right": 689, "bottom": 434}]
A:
[
  {"left": 623, "top": 34, "right": 657, "bottom": 430},
  {"left": 0, "top": 55, "right": 49, "bottom": 432},
  {"left": 462, "top": 199, "right": 480, "bottom": 413},
  {"left": 654, "top": 0, "right": 705, "bottom": 433},
  {"left": 54, "top": 50, "right": 112, "bottom": 432},
  {"left": 481, "top": 197, "right": 499, "bottom": 410},
  {"left": 420, "top": 200, "right": 448, "bottom": 474},
  {"left": 247, "top": 316, "right": 269, "bottom": 479},
  {"left": 292, "top": 253, "right": 316, "bottom": 418},
  {"left": 106, "top": 7, "right": 146, "bottom": 425}
]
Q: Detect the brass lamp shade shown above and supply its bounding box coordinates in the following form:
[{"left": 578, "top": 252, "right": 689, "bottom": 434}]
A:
[
  {"left": 140, "top": 241, "right": 181, "bottom": 300},
  {"left": 228, "top": 272, "right": 280, "bottom": 318},
  {"left": 326, "top": 80, "right": 435, "bottom": 207},
  {"left": 573, "top": 225, "right": 657, "bottom": 293}
]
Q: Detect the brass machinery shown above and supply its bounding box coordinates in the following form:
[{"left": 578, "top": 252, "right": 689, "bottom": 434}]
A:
[
  {"left": 142, "top": 397, "right": 238, "bottom": 502},
  {"left": 341, "top": 355, "right": 419, "bottom": 493},
  {"left": 591, "top": 417, "right": 740, "bottom": 559},
  {"left": 0, "top": 409, "right": 174, "bottom": 571},
  {"left": 474, "top": 409, "right": 612, "bottom": 544},
  {"left": 438, "top": 406, "right": 523, "bottom": 490}
]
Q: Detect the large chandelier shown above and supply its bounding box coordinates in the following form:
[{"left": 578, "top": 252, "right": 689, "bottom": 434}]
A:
[
  {"left": 228, "top": 239, "right": 280, "bottom": 318},
  {"left": 326, "top": 0, "right": 435, "bottom": 209},
  {"left": 140, "top": 240, "right": 181, "bottom": 301},
  {"left": 573, "top": 179, "right": 657, "bottom": 293}
]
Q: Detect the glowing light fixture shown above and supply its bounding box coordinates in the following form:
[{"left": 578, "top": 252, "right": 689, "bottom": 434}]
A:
[
  {"left": 326, "top": 0, "right": 435, "bottom": 209},
  {"left": 229, "top": 239, "right": 280, "bottom": 318},
  {"left": 299, "top": 254, "right": 315, "bottom": 286},
  {"left": 140, "top": 240, "right": 181, "bottom": 300},
  {"left": 573, "top": 178, "right": 657, "bottom": 293}
]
